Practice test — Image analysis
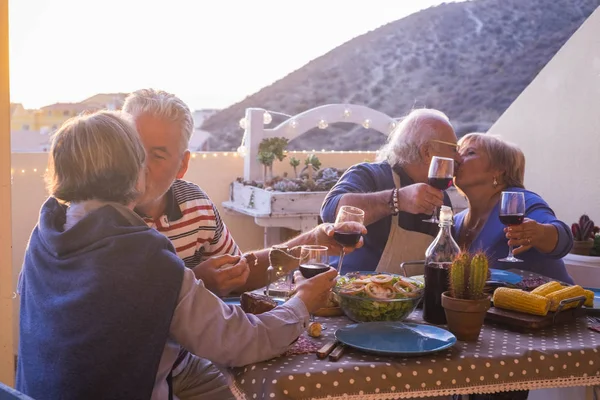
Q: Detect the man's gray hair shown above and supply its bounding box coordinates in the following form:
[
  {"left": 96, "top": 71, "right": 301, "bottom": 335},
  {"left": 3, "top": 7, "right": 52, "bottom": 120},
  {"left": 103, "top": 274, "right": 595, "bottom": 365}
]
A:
[
  {"left": 122, "top": 89, "right": 194, "bottom": 152},
  {"left": 376, "top": 108, "right": 451, "bottom": 166}
]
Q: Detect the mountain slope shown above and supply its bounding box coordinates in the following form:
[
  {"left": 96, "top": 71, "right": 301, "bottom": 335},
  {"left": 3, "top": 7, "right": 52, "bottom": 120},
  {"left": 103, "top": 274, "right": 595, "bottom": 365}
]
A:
[{"left": 203, "top": 0, "right": 599, "bottom": 151}]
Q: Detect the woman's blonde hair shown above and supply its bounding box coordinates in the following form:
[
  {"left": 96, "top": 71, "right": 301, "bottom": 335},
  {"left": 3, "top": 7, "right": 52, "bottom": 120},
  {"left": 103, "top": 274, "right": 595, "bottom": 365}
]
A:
[
  {"left": 46, "top": 110, "right": 146, "bottom": 203},
  {"left": 458, "top": 133, "right": 525, "bottom": 188}
]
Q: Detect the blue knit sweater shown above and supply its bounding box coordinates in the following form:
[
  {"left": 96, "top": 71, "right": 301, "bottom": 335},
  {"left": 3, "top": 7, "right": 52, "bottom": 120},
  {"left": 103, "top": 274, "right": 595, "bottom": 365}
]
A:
[{"left": 17, "top": 197, "right": 184, "bottom": 400}]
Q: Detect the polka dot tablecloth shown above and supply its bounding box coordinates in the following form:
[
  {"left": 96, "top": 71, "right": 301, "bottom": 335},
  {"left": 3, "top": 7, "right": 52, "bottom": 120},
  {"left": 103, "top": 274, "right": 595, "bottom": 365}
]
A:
[{"left": 228, "top": 271, "right": 600, "bottom": 399}]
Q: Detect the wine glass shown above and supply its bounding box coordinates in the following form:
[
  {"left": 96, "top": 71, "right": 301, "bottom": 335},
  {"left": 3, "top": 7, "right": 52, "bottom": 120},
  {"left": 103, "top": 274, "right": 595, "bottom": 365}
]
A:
[
  {"left": 299, "top": 245, "right": 330, "bottom": 279},
  {"left": 299, "top": 245, "right": 330, "bottom": 323},
  {"left": 498, "top": 191, "right": 525, "bottom": 263},
  {"left": 423, "top": 156, "right": 455, "bottom": 223},
  {"left": 333, "top": 206, "right": 365, "bottom": 273}
]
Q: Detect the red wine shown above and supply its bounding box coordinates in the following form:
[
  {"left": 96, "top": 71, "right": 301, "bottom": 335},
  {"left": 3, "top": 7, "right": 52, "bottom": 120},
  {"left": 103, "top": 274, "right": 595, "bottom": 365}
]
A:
[
  {"left": 299, "top": 263, "right": 330, "bottom": 279},
  {"left": 499, "top": 214, "right": 524, "bottom": 226},
  {"left": 333, "top": 231, "right": 362, "bottom": 247},
  {"left": 428, "top": 177, "right": 453, "bottom": 190},
  {"left": 423, "top": 262, "right": 450, "bottom": 324}
]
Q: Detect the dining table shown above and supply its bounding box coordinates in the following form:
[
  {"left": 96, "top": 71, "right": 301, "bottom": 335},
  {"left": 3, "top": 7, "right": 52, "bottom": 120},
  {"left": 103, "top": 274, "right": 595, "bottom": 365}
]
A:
[{"left": 226, "top": 269, "right": 600, "bottom": 399}]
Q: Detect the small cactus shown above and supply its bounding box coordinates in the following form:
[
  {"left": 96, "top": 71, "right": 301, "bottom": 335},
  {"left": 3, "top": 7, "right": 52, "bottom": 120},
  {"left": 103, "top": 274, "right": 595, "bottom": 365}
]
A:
[
  {"left": 449, "top": 251, "right": 489, "bottom": 300},
  {"left": 449, "top": 252, "right": 469, "bottom": 299},
  {"left": 572, "top": 214, "right": 596, "bottom": 241},
  {"left": 468, "top": 252, "right": 488, "bottom": 300}
]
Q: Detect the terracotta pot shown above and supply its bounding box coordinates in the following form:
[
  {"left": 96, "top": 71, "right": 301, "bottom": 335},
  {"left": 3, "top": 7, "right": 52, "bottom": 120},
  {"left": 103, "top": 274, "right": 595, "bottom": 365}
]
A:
[
  {"left": 441, "top": 291, "right": 490, "bottom": 342},
  {"left": 571, "top": 239, "right": 594, "bottom": 256}
]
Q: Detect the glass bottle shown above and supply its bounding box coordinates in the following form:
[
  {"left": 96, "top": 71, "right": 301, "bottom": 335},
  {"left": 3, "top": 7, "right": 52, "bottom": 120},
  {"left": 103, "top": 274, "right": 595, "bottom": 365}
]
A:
[{"left": 423, "top": 205, "right": 460, "bottom": 324}]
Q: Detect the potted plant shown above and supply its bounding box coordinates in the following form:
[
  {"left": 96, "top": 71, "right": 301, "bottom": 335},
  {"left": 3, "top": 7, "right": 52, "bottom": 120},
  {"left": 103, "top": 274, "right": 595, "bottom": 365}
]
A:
[
  {"left": 571, "top": 215, "right": 598, "bottom": 256},
  {"left": 441, "top": 252, "right": 491, "bottom": 342}
]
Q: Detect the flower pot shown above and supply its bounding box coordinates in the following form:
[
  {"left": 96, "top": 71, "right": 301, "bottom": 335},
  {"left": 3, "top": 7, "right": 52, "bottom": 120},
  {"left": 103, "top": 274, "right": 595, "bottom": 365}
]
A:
[
  {"left": 441, "top": 291, "right": 490, "bottom": 342},
  {"left": 571, "top": 239, "right": 594, "bottom": 256}
]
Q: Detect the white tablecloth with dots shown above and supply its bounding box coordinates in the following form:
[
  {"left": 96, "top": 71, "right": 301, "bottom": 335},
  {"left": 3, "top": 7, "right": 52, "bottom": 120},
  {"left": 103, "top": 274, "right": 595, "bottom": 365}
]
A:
[{"left": 228, "top": 309, "right": 600, "bottom": 399}]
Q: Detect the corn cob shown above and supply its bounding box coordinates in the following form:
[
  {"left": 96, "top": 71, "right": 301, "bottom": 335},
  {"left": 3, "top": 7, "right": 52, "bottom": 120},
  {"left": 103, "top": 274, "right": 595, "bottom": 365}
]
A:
[
  {"left": 531, "top": 281, "right": 563, "bottom": 297},
  {"left": 583, "top": 289, "right": 595, "bottom": 307},
  {"left": 545, "top": 285, "right": 586, "bottom": 312},
  {"left": 492, "top": 287, "right": 550, "bottom": 316}
]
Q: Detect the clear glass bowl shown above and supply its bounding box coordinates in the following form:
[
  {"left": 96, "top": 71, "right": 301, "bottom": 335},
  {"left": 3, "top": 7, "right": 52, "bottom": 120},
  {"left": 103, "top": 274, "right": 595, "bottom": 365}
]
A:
[{"left": 333, "top": 271, "right": 424, "bottom": 323}]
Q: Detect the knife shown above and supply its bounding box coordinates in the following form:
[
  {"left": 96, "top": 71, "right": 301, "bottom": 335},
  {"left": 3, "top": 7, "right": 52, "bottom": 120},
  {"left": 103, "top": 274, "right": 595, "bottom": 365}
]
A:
[
  {"left": 317, "top": 340, "right": 338, "bottom": 359},
  {"left": 329, "top": 344, "right": 345, "bottom": 361}
]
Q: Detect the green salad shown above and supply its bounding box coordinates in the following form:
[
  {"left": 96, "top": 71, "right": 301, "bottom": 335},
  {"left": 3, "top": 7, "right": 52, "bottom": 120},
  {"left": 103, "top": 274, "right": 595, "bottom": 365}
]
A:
[{"left": 334, "top": 273, "right": 424, "bottom": 322}]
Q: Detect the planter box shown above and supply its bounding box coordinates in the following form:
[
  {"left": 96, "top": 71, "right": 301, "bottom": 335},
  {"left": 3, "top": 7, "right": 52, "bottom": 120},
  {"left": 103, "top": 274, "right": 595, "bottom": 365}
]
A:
[
  {"left": 563, "top": 253, "right": 600, "bottom": 288},
  {"left": 224, "top": 181, "right": 327, "bottom": 217}
]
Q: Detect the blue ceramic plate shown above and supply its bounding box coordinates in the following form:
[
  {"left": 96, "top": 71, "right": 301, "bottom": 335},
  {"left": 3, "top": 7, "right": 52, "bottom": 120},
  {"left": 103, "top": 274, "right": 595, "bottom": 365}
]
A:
[
  {"left": 410, "top": 269, "right": 521, "bottom": 285},
  {"left": 335, "top": 322, "right": 456, "bottom": 356},
  {"left": 490, "top": 269, "right": 522, "bottom": 284},
  {"left": 222, "top": 297, "right": 284, "bottom": 307}
]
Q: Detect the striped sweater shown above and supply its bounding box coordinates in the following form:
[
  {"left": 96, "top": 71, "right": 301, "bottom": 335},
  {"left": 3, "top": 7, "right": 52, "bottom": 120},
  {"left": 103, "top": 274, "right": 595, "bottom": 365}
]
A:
[{"left": 141, "top": 179, "right": 240, "bottom": 269}]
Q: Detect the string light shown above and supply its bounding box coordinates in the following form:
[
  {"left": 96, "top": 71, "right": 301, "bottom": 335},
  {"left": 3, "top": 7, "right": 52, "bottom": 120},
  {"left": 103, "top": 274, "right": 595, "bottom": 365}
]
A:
[
  {"left": 363, "top": 119, "right": 371, "bottom": 129},
  {"left": 343, "top": 109, "right": 351, "bottom": 118},
  {"left": 317, "top": 120, "right": 328, "bottom": 129},
  {"left": 262, "top": 112, "right": 272, "bottom": 125}
]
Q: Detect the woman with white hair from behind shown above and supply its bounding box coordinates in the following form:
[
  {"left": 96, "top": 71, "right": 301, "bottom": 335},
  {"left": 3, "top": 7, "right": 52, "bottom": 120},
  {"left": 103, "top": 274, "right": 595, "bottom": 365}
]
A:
[{"left": 16, "top": 110, "right": 340, "bottom": 400}]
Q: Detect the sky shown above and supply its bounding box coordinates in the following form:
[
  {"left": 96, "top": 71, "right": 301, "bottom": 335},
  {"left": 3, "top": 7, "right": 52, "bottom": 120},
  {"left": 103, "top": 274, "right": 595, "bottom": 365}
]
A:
[{"left": 9, "top": 0, "right": 454, "bottom": 111}]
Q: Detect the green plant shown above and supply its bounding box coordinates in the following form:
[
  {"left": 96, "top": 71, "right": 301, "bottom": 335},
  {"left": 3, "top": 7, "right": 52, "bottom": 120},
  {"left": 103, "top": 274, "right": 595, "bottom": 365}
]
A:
[
  {"left": 571, "top": 215, "right": 597, "bottom": 241},
  {"left": 289, "top": 157, "right": 300, "bottom": 178},
  {"left": 301, "top": 154, "right": 321, "bottom": 182},
  {"left": 449, "top": 252, "right": 489, "bottom": 300},
  {"left": 257, "top": 137, "right": 289, "bottom": 181}
]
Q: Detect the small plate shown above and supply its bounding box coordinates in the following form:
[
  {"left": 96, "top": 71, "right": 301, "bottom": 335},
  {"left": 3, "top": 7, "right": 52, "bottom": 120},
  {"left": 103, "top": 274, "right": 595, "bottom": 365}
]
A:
[
  {"left": 335, "top": 322, "right": 456, "bottom": 356},
  {"left": 222, "top": 297, "right": 284, "bottom": 307},
  {"left": 490, "top": 269, "right": 522, "bottom": 284}
]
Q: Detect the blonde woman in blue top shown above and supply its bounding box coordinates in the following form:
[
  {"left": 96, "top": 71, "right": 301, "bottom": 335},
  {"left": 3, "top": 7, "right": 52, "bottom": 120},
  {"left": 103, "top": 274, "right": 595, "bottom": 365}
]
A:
[{"left": 453, "top": 133, "right": 573, "bottom": 284}]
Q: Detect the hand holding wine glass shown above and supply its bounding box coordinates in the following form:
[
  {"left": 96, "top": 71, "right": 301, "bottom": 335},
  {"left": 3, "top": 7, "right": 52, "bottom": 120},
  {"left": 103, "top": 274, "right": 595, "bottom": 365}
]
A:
[
  {"left": 333, "top": 206, "right": 365, "bottom": 273},
  {"left": 498, "top": 191, "right": 525, "bottom": 262},
  {"left": 423, "top": 156, "right": 454, "bottom": 223}
]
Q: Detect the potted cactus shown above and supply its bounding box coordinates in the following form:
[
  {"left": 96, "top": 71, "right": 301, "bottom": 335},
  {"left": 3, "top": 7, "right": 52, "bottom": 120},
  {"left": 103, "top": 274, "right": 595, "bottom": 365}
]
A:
[
  {"left": 441, "top": 252, "right": 491, "bottom": 342},
  {"left": 571, "top": 215, "right": 598, "bottom": 256}
]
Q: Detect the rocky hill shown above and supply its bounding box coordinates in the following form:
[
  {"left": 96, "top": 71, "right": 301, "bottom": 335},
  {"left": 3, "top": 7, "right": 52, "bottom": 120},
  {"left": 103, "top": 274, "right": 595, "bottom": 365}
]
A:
[{"left": 203, "top": 0, "right": 599, "bottom": 151}]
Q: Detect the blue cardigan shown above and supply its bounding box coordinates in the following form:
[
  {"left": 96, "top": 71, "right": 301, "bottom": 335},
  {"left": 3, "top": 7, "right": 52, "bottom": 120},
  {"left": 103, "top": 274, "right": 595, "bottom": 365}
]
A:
[
  {"left": 17, "top": 197, "right": 184, "bottom": 400},
  {"left": 453, "top": 188, "right": 574, "bottom": 283}
]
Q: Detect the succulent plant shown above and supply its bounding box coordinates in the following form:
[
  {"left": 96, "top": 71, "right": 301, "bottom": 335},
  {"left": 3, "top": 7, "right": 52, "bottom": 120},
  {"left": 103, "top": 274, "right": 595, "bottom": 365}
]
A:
[
  {"left": 571, "top": 214, "right": 596, "bottom": 241},
  {"left": 289, "top": 157, "right": 300, "bottom": 178},
  {"left": 272, "top": 179, "right": 301, "bottom": 192},
  {"left": 449, "top": 251, "right": 489, "bottom": 300}
]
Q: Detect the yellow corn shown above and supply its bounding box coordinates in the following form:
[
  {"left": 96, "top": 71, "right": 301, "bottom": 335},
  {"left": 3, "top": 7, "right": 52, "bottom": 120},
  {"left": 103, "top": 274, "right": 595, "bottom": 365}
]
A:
[
  {"left": 492, "top": 287, "right": 550, "bottom": 316},
  {"left": 545, "top": 285, "right": 586, "bottom": 312},
  {"left": 584, "top": 290, "right": 595, "bottom": 308},
  {"left": 531, "top": 281, "right": 563, "bottom": 297}
]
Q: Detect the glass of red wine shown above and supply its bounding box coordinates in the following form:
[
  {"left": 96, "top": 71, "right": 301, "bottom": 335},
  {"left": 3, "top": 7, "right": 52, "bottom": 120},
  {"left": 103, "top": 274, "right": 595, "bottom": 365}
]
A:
[
  {"left": 299, "top": 245, "right": 330, "bottom": 279},
  {"left": 299, "top": 245, "right": 330, "bottom": 322},
  {"left": 333, "top": 206, "right": 365, "bottom": 273},
  {"left": 423, "top": 156, "right": 455, "bottom": 223},
  {"left": 498, "top": 191, "right": 525, "bottom": 263}
]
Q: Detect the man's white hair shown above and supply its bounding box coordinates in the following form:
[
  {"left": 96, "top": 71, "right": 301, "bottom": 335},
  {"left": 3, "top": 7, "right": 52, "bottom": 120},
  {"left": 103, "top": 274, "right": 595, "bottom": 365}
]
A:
[
  {"left": 376, "top": 108, "right": 452, "bottom": 166},
  {"left": 122, "top": 89, "right": 194, "bottom": 152}
]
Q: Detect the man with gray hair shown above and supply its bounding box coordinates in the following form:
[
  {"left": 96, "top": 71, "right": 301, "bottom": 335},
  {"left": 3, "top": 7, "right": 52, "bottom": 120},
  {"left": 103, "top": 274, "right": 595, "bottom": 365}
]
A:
[
  {"left": 122, "top": 89, "right": 245, "bottom": 400},
  {"left": 321, "top": 108, "right": 459, "bottom": 274}
]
